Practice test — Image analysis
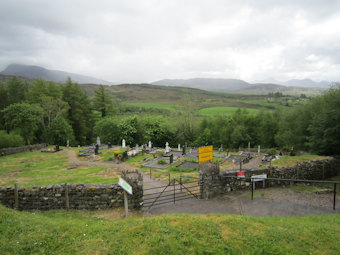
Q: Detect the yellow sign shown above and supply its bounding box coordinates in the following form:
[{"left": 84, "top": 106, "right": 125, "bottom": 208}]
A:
[{"left": 198, "top": 145, "right": 213, "bottom": 165}]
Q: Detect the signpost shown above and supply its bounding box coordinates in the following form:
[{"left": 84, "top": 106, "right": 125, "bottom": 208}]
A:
[
  {"left": 251, "top": 174, "right": 267, "bottom": 193},
  {"left": 237, "top": 171, "right": 245, "bottom": 178},
  {"left": 198, "top": 145, "right": 213, "bottom": 165},
  {"left": 118, "top": 178, "right": 133, "bottom": 218}
]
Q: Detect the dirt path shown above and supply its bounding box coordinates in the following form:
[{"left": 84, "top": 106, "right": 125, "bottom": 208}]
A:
[
  {"left": 242, "top": 155, "right": 263, "bottom": 169},
  {"left": 66, "top": 149, "right": 135, "bottom": 172}
]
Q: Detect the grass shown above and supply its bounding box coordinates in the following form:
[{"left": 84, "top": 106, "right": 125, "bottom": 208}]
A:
[
  {"left": 271, "top": 155, "right": 330, "bottom": 167},
  {"left": 0, "top": 150, "right": 119, "bottom": 187},
  {"left": 127, "top": 103, "right": 179, "bottom": 112},
  {"left": 0, "top": 204, "right": 340, "bottom": 254},
  {"left": 198, "top": 106, "right": 261, "bottom": 117}
]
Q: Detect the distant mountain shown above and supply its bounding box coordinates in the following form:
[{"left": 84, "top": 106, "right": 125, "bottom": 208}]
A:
[
  {"left": 1, "top": 64, "right": 111, "bottom": 85},
  {"left": 282, "top": 79, "right": 330, "bottom": 88},
  {"left": 256, "top": 78, "right": 330, "bottom": 88},
  {"left": 234, "top": 83, "right": 325, "bottom": 96},
  {"left": 152, "top": 78, "right": 250, "bottom": 92},
  {"left": 152, "top": 78, "right": 327, "bottom": 96}
]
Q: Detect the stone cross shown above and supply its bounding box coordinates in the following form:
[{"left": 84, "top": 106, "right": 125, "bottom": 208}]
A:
[
  {"left": 97, "top": 136, "right": 101, "bottom": 146},
  {"left": 165, "top": 142, "right": 170, "bottom": 153},
  {"left": 148, "top": 141, "right": 152, "bottom": 149},
  {"left": 122, "top": 139, "right": 126, "bottom": 148},
  {"left": 258, "top": 145, "right": 261, "bottom": 154},
  {"left": 178, "top": 144, "right": 181, "bottom": 151}
]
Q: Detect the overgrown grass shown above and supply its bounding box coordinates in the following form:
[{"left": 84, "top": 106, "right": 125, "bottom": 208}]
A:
[
  {"left": 0, "top": 150, "right": 119, "bottom": 187},
  {"left": 271, "top": 155, "right": 329, "bottom": 167},
  {"left": 0, "top": 204, "right": 339, "bottom": 254}
]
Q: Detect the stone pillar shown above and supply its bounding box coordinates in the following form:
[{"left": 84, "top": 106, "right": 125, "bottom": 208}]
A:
[
  {"left": 121, "top": 170, "right": 143, "bottom": 209},
  {"left": 199, "top": 162, "right": 221, "bottom": 199}
]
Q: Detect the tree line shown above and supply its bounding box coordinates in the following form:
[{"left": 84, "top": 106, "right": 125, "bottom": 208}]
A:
[{"left": 0, "top": 76, "right": 339, "bottom": 155}]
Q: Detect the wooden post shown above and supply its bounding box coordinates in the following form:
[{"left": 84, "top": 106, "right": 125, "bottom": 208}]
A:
[
  {"left": 124, "top": 191, "right": 128, "bottom": 218},
  {"left": 14, "top": 183, "right": 19, "bottom": 210},
  {"left": 65, "top": 183, "right": 70, "bottom": 210}
]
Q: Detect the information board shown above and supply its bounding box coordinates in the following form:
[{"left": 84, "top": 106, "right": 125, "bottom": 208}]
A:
[
  {"left": 118, "top": 178, "right": 133, "bottom": 195},
  {"left": 198, "top": 145, "right": 213, "bottom": 165}
]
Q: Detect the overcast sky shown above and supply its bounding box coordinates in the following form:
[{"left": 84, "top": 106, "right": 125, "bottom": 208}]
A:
[{"left": 1, "top": 0, "right": 340, "bottom": 83}]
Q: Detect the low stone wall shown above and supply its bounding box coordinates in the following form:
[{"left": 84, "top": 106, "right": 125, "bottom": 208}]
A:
[
  {"left": 200, "top": 158, "right": 337, "bottom": 198},
  {"left": 0, "top": 144, "right": 48, "bottom": 156},
  {"left": 0, "top": 170, "right": 143, "bottom": 211}
]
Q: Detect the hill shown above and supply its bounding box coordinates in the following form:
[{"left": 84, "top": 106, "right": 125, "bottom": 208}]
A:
[
  {"left": 1, "top": 64, "right": 111, "bottom": 85},
  {"left": 152, "top": 78, "right": 325, "bottom": 96}
]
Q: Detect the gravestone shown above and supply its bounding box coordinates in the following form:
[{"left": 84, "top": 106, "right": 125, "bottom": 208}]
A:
[
  {"left": 97, "top": 136, "right": 101, "bottom": 146},
  {"left": 178, "top": 144, "right": 181, "bottom": 151},
  {"left": 165, "top": 142, "right": 170, "bottom": 153},
  {"left": 182, "top": 146, "right": 186, "bottom": 155},
  {"left": 108, "top": 142, "right": 112, "bottom": 149},
  {"left": 55, "top": 145, "right": 60, "bottom": 152},
  {"left": 67, "top": 140, "right": 69, "bottom": 148},
  {"left": 248, "top": 141, "right": 250, "bottom": 151},
  {"left": 220, "top": 144, "right": 223, "bottom": 152},
  {"left": 170, "top": 154, "right": 174, "bottom": 164},
  {"left": 135, "top": 144, "right": 139, "bottom": 153},
  {"left": 122, "top": 151, "right": 128, "bottom": 162},
  {"left": 95, "top": 144, "right": 99, "bottom": 155},
  {"left": 258, "top": 145, "right": 261, "bottom": 154},
  {"left": 148, "top": 141, "right": 152, "bottom": 149},
  {"left": 122, "top": 139, "right": 126, "bottom": 148}
]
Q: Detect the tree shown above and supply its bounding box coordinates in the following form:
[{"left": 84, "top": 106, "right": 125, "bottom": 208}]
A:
[
  {"left": 2, "top": 103, "right": 43, "bottom": 144},
  {"left": 94, "top": 117, "right": 120, "bottom": 144},
  {"left": 93, "top": 85, "right": 114, "bottom": 117},
  {"left": 48, "top": 117, "right": 75, "bottom": 146},
  {"left": 6, "top": 77, "right": 28, "bottom": 105},
  {"left": 62, "top": 78, "right": 94, "bottom": 145}
]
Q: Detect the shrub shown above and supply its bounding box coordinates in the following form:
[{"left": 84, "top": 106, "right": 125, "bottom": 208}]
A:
[
  {"left": 0, "top": 130, "right": 25, "bottom": 149},
  {"left": 157, "top": 159, "right": 166, "bottom": 165},
  {"left": 267, "top": 148, "right": 277, "bottom": 156}
]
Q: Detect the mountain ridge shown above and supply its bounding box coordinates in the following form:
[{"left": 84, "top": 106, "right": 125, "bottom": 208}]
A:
[{"left": 1, "top": 64, "right": 111, "bottom": 85}]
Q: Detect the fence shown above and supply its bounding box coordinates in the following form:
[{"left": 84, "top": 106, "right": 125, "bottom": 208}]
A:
[{"left": 222, "top": 176, "right": 340, "bottom": 210}]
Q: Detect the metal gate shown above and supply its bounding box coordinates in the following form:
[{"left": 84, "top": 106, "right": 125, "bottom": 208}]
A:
[{"left": 143, "top": 176, "right": 201, "bottom": 210}]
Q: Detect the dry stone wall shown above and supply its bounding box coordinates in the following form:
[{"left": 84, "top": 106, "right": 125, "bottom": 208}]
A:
[
  {"left": 200, "top": 158, "right": 337, "bottom": 198},
  {"left": 0, "top": 170, "right": 143, "bottom": 211},
  {"left": 0, "top": 144, "right": 47, "bottom": 156}
]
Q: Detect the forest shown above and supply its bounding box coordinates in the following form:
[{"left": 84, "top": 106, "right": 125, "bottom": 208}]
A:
[{"left": 0, "top": 76, "right": 339, "bottom": 155}]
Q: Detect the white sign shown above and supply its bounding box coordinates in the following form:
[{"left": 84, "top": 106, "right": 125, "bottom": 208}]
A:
[
  {"left": 251, "top": 174, "right": 267, "bottom": 182},
  {"left": 118, "top": 178, "right": 133, "bottom": 195}
]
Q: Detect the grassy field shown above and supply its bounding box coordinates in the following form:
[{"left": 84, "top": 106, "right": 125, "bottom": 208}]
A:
[
  {"left": 127, "top": 103, "right": 179, "bottom": 112},
  {"left": 0, "top": 149, "right": 119, "bottom": 187},
  {"left": 271, "top": 155, "right": 330, "bottom": 167},
  {"left": 0, "top": 204, "right": 339, "bottom": 254},
  {"left": 198, "top": 106, "right": 261, "bottom": 117}
]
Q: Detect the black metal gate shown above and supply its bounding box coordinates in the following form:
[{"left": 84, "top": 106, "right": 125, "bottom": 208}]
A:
[{"left": 143, "top": 177, "right": 201, "bottom": 210}]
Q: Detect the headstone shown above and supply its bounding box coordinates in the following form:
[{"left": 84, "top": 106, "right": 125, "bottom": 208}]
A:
[
  {"left": 258, "top": 145, "right": 261, "bottom": 154},
  {"left": 135, "top": 144, "right": 139, "bottom": 152},
  {"left": 182, "top": 146, "right": 186, "bottom": 155},
  {"left": 122, "top": 151, "right": 128, "bottom": 161},
  {"left": 67, "top": 140, "right": 69, "bottom": 148},
  {"left": 148, "top": 141, "right": 152, "bottom": 149},
  {"left": 220, "top": 144, "right": 223, "bottom": 152},
  {"left": 108, "top": 142, "right": 112, "bottom": 149},
  {"left": 165, "top": 142, "right": 170, "bottom": 153},
  {"left": 122, "top": 139, "right": 126, "bottom": 148},
  {"left": 55, "top": 145, "right": 60, "bottom": 151},
  {"left": 170, "top": 154, "right": 174, "bottom": 164},
  {"left": 97, "top": 136, "right": 101, "bottom": 146},
  {"left": 95, "top": 144, "right": 99, "bottom": 155},
  {"left": 248, "top": 141, "right": 250, "bottom": 151},
  {"left": 178, "top": 144, "right": 181, "bottom": 151}
]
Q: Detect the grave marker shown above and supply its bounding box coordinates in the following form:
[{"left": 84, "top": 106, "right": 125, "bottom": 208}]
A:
[{"left": 122, "top": 139, "right": 126, "bottom": 148}]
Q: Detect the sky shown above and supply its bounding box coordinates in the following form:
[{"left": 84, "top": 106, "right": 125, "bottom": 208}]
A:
[{"left": 1, "top": 0, "right": 340, "bottom": 83}]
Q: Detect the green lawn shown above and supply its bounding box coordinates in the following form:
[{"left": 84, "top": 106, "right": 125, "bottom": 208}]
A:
[
  {"left": 271, "top": 155, "right": 330, "bottom": 167},
  {"left": 128, "top": 103, "right": 179, "bottom": 112},
  {"left": 0, "top": 204, "right": 339, "bottom": 254},
  {"left": 198, "top": 106, "right": 261, "bottom": 117},
  {"left": 0, "top": 150, "right": 119, "bottom": 187}
]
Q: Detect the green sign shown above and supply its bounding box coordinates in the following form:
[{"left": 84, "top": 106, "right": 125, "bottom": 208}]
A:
[{"left": 118, "top": 178, "right": 133, "bottom": 195}]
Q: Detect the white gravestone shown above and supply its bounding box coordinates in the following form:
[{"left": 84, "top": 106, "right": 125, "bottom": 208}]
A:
[
  {"left": 67, "top": 140, "right": 69, "bottom": 147},
  {"left": 258, "top": 145, "right": 261, "bottom": 154},
  {"left": 148, "top": 141, "right": 152, "bottom": 149},
  {"left": 165, "top": 142, "right": 170, "bottom": 153},
  {"left": 178, "top": 144, "right": 181, "bottom": 151},
  {"left": 122, "top": 139, "right": 126, "bottom": 148},
  {"left": 97, "top": 136, "right": 101, "bottom": 146}
]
